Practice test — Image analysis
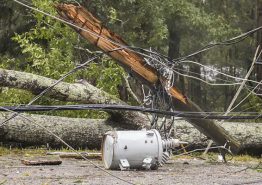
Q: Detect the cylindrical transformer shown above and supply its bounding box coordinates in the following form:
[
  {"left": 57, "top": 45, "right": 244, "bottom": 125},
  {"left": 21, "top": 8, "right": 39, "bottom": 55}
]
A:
[{"left": 102, "top": 129, "right": 182, "bottom": 170}]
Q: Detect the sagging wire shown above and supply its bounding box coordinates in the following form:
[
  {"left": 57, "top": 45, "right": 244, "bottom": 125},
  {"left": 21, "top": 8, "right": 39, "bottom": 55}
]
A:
[
  {"left": 178, "top": 60, "right": 262, "bottom": 86},
  {"left": 0, "top": 106, "right": 135, "bottom": 185},
  {"left": 1, "top": 104, "right": 262, "bottom": 120},
  {"left": 204, "top": 45, "right": 260, "bottom": 156},
  {"left": 172, "top": 66, "right": 261, "bottom": 94},
  {"left": 173, "top": 27, "right": 262, "bottom": 62},
  {"left": 225, "top": 47, "right": 261, "bottom": 116},
  {"left": 172, "top": 145, "right": 233, "bottom": 160},
  {"left": 172, "top": 68, "right": 241, "bottom": 86},
  {"left": 171, "top": 66, "right": 251, "bottom": 87},
  {"left": 232, "top": 161, "right": 262, "bottom": 174},
  {"left": 205, "top": 78, "right": 260, "bottom": 154},
  {"left": 143, "top": 48, "right": 178, "bottom": 134},
  {"left": 7, "top": 0, "right": 260, "bottom": 182},
  {"left": 245, "top": 82, "right": 262, "bottom": 96}
]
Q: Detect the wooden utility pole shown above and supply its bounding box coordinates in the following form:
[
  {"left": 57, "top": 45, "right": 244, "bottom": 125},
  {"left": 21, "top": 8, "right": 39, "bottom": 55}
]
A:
[{"left": 55, "top": 4, "right": 241, "bottom": 154}]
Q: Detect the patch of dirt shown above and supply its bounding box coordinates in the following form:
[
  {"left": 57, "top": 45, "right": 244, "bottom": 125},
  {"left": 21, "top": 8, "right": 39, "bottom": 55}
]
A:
[{"left": 0, "top": 155, "right": 261, "bottom": 185}]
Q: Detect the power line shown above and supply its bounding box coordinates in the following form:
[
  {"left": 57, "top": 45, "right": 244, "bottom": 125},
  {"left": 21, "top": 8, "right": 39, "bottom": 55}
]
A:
[
  {"left": 172, "top": 68, "right": 242, "bottom": 86},
  {"left": 1, "top": 104, "right": 261, "bottom": 120},
  {"left": 173, "top": 27, "right": 262, "bottom": 62},
  {"left": 233, "top": 87, "right": 262, "bottom": 112},
  {"left": 225, "top": 47, "right": 261, "bottom": 114},
  {"left": 178, "top": 60, "right": 262, "bottom": 86}
]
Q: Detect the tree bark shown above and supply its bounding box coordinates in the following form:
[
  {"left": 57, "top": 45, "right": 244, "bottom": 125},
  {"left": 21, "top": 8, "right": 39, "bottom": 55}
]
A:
[
  {"left": 0, "top": 112, "right": 117, "bottom": 149},
  {"left": 189, "top": 56, "right": 202, "bottom": 106},
  {"left": 0, "top": 112, "right": 261, "bottom": 154},
  {"left": 0, "top": 67, "right": 149, "bottom": 129},
  {"left": 167, "top": 16, "right": 185, "bottom": 93}
]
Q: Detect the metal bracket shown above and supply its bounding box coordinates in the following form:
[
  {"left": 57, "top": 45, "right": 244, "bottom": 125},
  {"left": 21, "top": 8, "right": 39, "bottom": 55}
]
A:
[
  {"left": 142, "top": 157, "right": 152, "bottom": 170},
  {"left": 119, "top": 159, "right": 130, "bottom": 171}
]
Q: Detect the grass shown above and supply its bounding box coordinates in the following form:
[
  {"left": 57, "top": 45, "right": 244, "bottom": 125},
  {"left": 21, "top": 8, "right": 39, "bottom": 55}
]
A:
[
  {"left": 0, "top": 147, "right": 46, "bottom": 156},
  {"left": 0, "top": 146, "right": 260, "bottom": 163},
  {"left": 172, "top": 152, "right": 261, "bottom": 163}
]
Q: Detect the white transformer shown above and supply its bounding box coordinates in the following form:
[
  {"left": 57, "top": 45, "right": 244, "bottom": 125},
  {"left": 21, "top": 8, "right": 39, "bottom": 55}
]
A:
[{"left": 102, "top": 129, "right": 184, "bottom": 170}]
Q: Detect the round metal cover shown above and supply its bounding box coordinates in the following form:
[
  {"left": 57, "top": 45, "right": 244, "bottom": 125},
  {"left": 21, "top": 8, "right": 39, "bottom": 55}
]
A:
[{"left": 102, "top": 134, "right": 114, "bottom": 169}]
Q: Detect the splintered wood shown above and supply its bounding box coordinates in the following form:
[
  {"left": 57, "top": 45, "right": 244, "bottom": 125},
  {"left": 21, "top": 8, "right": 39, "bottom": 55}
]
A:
[
  {"left": 56, "top": 4, "right": 158, "bottom": 85},
  {"left": 55, "top": 4, "right": 241, "bottom": 154}
]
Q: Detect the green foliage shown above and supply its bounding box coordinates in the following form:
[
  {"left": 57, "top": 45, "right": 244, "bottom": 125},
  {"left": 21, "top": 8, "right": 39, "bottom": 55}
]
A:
[
  {"left": 11, "top": 0, "right": 77, "bottom": 81},
  {"left": 85, "top": 57, "right": 125, "bottom": 95}
]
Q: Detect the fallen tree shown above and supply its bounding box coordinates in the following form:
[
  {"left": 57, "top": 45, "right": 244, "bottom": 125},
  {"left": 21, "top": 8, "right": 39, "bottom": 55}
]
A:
[
  {"left": 0, "top": 67, "right": 149, "bottom": 129},
  {"left": 0, "top": 112, "right": 261, "bottom": 154}
]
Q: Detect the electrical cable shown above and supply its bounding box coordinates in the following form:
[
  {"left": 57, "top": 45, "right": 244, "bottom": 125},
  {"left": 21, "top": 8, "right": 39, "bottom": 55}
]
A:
[
  {"left": 173, "top": 27, "right": 261, "bottom": 62},
  {"left": 172, "top": 68, "right": 241, "bottom": 86},
  {"left": 229, "top": 80, "right": 262, "bottom": 112},
  {"left": 178, "top": 60, "right": 262, "bottom": 86},
  {"left": 172, "top": 146, "right": 233, "bottom": 157},
  {"left": 172, "top": 66, "right": 247, "bottom": 86},
  {"left": 0, "top": 104, "right": 261, "bottom": 120}
]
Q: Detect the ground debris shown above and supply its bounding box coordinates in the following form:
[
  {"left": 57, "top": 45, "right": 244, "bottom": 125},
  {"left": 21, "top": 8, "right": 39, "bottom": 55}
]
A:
[
  {"left": 21, "top": 158, "right": 62, "bottom": 166},
  {"left": 46, "top": 151, "right": 101, "bottom": 159}
]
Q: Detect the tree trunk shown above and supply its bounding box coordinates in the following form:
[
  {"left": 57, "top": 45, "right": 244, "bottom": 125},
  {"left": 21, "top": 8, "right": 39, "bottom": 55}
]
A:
[
  {"left": 0, "top": 112, "right": 261, "bottom": 154},
  {"left": 189, "top": 56, "right": 202, "bottom": 106},
  {"left": 167, "top": 17, "right": 185, "bottom": 93},
  {"left": 0, "top": 1, "right": 34, "bottom": 55},
  {"left": 0, "top": 67, "right": 149, "bottom": 129},
  {"left": 0, "top": 112, "right": 118, "bottom": 149}
]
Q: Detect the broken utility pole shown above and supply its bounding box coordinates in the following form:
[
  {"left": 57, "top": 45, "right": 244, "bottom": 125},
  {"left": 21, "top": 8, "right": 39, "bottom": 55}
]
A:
[{"left": 55, "top": 4, "right": 241, "bottom": 154}]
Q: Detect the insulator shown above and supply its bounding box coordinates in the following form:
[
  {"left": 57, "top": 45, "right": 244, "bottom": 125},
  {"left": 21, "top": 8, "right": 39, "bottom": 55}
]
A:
[
  {"left": 161, "top": 152, "right": 170, "bottom": 165},
  {"left": 162, "top": 138, "right": 180, "bottom": 150}
]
